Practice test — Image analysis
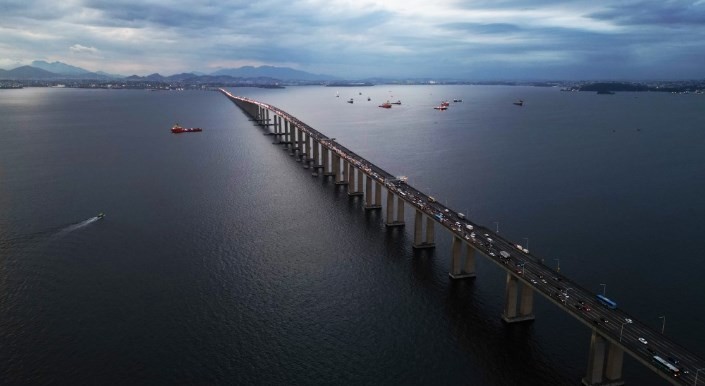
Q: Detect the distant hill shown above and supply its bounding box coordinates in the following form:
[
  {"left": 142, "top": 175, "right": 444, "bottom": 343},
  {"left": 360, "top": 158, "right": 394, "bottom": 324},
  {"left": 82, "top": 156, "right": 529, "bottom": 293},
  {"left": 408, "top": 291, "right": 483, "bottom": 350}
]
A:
[
  {"left": 2, "top": 65, "right": 58, "bottom": 80},
  {"left": 1, "top": 60, "right": 338, "bottom": 82},
  {"left": 31, "top": 60, "right": 91, "bottom": 75},
  {"left": 211, "top": 65, "right": 337, "bottom": 81}
]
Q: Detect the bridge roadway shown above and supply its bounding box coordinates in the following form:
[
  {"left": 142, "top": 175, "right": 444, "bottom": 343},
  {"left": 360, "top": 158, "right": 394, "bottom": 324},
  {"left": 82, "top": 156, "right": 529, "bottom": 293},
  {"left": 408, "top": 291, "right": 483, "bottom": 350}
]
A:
[{"left": 220, "top": 89, "right": 705, "bottom": 386}]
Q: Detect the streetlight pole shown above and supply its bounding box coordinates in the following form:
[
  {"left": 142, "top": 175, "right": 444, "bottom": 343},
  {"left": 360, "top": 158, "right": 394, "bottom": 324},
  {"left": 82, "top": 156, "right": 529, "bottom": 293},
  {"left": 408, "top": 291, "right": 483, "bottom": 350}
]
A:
[
  {"left": 523, "top": 237, "right": 529, "bottom": 250},
  {"left": 495, "top": 221, "right": 499, "bottom": 233},
  {"left": 695, "top": 367, "right": 705, "bottom": 386},
  {"left": 659, "top": 315, "right": 666, "bottom": 334},
  {"left": 554, "top": 258, "right": 560, "bottom": 272},
  {"left": 620, "top": 322, "right": 628, "bottom": 342},
  {"left": 600, "top": 283, "right": 606, "bottom": 296}
]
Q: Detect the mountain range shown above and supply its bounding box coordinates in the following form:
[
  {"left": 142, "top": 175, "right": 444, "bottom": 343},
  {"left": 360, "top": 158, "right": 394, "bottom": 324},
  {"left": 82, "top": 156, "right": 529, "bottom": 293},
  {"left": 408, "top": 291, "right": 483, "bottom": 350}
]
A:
[{"left": 0, "top": 61, "right": 338, "bottom": 82}]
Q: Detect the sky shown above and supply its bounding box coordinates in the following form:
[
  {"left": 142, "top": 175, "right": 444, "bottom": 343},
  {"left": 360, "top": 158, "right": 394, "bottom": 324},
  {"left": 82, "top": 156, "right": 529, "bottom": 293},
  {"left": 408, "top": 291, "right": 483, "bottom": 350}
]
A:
[{"left": 1, "top": 0, "right": 705, "bottom": 80}]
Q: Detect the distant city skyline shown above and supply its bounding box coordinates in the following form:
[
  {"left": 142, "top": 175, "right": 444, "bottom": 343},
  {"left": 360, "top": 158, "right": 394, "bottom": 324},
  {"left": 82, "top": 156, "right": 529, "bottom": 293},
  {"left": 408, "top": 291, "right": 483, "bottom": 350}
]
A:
[{"left": 2, "top": 1, "right": 705, "bottom": 80}]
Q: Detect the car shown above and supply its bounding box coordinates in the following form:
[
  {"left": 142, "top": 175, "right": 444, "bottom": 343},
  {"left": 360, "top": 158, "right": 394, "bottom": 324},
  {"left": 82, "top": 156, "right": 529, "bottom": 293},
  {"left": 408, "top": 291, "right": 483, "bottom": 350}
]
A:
[
  {"left": 624, "top": 318, "right": 633, "bottom": 324},
  {"left": 599, "top": 317, "right": 608, "bottom": 323},
  {"left": 541, "top": 279, "right": 548, "bottom": 284},
  {"left": 530, "top": 279, "right": 537, "bottom": 284},
  {"left": 582, "top": 307, "right": 591, "bottom": 312},
  {"left": 579, "top": 300, "right": 585, "bottom": 305},
  {"left": 638, "top": 337, "right": 648, "bottom": 344}
]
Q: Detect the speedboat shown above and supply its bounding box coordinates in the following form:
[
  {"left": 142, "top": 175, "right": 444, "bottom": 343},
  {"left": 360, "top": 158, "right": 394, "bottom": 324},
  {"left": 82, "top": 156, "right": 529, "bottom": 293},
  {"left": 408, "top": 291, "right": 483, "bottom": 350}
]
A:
[
  {"left": 347, "top": 98, "right": 354, "bottom": 103},
  {"left": 97, "top": 212, "right": 106, "bottom": 219}
]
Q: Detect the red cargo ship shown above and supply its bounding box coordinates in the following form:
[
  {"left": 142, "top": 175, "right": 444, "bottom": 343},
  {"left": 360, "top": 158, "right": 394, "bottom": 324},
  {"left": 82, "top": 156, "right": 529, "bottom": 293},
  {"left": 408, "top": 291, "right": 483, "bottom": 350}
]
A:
[{"left": 171, "top": 124, "right": 202, "bottom": 133}]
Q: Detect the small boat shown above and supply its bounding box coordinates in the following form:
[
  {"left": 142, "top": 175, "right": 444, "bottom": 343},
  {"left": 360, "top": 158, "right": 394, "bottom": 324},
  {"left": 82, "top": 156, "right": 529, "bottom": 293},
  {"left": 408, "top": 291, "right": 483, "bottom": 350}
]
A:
[
  {"left": 433, "top": 105, "right": 448, "bottom": 110},
  {"left": 97, "top": 212, "right": 106, "bottom": 219},
  {"left": 453, "top": 99, "right": 463, "bottom": 102},
  {"left": 513, "top": 100, "right": 524, "bottom": 106},
  {"left": 379, "top": 101, "right": 392, "bottom": 108},
  {"left": 390, "top": 100, "right": 401, "bottom": 105},
  {"left": 171, "top": 124, "right": 203, "bottom": 133},
  {"left": 347, "top": 98, "right": 354, "bottom": 104},
  {"left": 367, "top": 97, "right": 371, "bottom": 101}
]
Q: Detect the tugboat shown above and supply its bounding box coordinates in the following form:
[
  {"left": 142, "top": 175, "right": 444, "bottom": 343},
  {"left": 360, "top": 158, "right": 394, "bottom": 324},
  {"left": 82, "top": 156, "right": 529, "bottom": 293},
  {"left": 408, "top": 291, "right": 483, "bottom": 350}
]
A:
[
  {"left": 347, "top": 98, "right": 354, "bottom": 104},
  {"left": 433, "top": 105, "right": 448, "bottom": 110},
  {"left": 378, "top": 101, "right": 392, "bottom": 108},
  {"left": 97, "top": 212, "right": 106, "bottom": 219},
  {"left": 171, "top": 124, "right": 202, "bottom": 133},
  {"left": 513, "top": 100, "right": 524, "bottom": 106}
]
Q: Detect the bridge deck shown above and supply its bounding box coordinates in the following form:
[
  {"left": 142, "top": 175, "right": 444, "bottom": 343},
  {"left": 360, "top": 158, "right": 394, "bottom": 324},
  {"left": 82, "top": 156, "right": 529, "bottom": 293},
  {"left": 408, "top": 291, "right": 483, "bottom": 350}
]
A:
[{"left": 220, "top": 88, "right": 705, "bottom": 386}]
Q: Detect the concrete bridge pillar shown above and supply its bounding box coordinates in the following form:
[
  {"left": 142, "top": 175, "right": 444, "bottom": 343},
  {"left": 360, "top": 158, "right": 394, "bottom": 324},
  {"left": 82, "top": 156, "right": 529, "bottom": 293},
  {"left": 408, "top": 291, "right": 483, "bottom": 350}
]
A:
[
  {"left": 412, "top": 209, "right": 435, "bottom": 248},
  {"left": 312, "top": 140, "right": 320, "bottom": 166},
  {"left": 347, "top": 164, "right": 363, "bottom": 195},
  {"left": 502, "top": 273, "right": 535, "bottom": 323},
  {"left": 265, "top": 109, "right": 270, "bottom": 127},
  {"left": 335, "top": 158, "right": 347, "bottom": 185},
  {"left": 301, "top": 130, "right": 310, "bottom": 161},
  {"left": 385, "top": 192, "right": 405, "bottom": 227},
  {"left": 364, "top": 176, "right": 382, "bottom": 210},
  {"left": 450, "top": 239, "right": 476, "bottom": 279},
  {"left": 283, "top": 119, "right": 290, "bottom": 148},
  {"left": 290, "top": 126, "right": 298, "bottom": 156},
  {"left": 582, "top": 331, "right": 625, "bottom": 386},
  {"left": 323, "top": 147, "right": 334, "bottom": 176},
  {"left": 291, "top": 125, "right": 302, "bottom": 156}
]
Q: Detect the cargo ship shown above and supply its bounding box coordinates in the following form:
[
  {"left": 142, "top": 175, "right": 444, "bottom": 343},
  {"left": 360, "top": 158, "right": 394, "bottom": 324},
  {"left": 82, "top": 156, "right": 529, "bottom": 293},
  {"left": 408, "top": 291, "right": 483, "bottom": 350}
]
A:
[{"left": 171, "top": 124, "right": 202, "bottom": 133}]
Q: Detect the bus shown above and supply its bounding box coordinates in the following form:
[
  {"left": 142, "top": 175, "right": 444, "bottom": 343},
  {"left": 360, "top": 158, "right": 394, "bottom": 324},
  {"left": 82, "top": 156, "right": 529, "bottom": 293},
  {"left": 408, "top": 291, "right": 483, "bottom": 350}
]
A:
[
  {"left": 596, "top": 294, "right": 617, "bottom": 309},
  {"left": 652, "top": 355, "right": 681, "bottom": 377}
]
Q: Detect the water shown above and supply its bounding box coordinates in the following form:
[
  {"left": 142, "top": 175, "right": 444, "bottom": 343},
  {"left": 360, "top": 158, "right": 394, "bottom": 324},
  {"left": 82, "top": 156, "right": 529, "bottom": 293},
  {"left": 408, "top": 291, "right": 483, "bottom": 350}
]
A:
[{"left": 1, "top": 86, "right": 704, "bottom": 385}]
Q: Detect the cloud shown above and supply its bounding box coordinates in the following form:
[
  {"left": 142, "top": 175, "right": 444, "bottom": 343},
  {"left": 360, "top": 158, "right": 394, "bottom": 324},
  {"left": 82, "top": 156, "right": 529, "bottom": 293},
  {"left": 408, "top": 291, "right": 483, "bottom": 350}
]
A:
[
  {"left": 0, "top": 0, "right": 704, "bottom": 78},
  {"left": 69, "top": 44, "right": 99, "bottom": 54}
]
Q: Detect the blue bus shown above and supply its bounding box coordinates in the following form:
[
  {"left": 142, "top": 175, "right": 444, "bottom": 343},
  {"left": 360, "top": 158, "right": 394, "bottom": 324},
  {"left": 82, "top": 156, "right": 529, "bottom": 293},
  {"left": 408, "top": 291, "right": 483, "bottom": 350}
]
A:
[
  {"left": 652, "top": 355, "right": 681, "bottom": 377},
  {"left": 596, "top": 294, "right": 617, "bottom": 309}
]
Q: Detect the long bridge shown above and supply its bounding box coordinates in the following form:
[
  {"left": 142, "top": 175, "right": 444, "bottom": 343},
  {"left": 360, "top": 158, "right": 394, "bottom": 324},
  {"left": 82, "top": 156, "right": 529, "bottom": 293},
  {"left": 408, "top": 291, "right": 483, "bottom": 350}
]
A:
[{"left": 220, "top": 88, "right": 705, "bottom": 386}]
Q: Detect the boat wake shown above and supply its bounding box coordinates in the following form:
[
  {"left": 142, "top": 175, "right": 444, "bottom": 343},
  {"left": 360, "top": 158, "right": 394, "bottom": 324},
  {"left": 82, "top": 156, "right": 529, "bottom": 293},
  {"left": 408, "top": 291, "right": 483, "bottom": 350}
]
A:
[{"left": 56, "top": 216, "right": 101, "bottom": 235}]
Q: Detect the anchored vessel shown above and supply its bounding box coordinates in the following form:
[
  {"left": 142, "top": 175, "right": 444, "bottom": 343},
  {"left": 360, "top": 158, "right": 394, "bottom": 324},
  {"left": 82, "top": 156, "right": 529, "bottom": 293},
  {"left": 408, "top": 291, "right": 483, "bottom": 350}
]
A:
[{"left": 171, "top": 124, "right": 202, "bottom": 133}]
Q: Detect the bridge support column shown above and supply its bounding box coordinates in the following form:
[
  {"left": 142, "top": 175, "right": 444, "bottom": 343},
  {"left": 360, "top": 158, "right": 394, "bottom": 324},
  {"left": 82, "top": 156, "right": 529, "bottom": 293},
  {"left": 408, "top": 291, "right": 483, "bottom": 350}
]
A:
[
  {"left": 335, "top": 158, "right": 347, "bottom": 185},
  {"left": 502, "top": 273, "right": 535, "bottom": 323},
  {"left": 295, "top": 127, "right": 302, "bottom": 159},
  {"left": 311, "top": 140, "right": 323, "bottom": 176},
  {"left": 265, "top": 109, "right": 270, "bottom": 129},
  {"left": 347, "top": 166, "right": 363, "bottom": 196},
  {"left": 301, "top": 131, "right": 308, "bottom": 162},
  {"left": 283, "top": 119, "right": 290, "bottom": 148},
  {"left": 582, "top": 331, "right": 625, "bottom": 386},
  {"left": 412, "top": 209, "right": 435, "bottom": 248},
  {"left": 302, "top": 132, "right": 310, "bottom": 168},
  {"left": 450, "top": 239, "right": 476, "bottom": 279},
  {"left": 323, "top": 147, "right": 334, "bottom": 176},
  {"left": 385, "top": 192, "right": 405, "bottom": 227},
  {"left": 364, "top": 176, "right": 381, "bottom": 210},
  {"left": 290, "top": 126, "right": 298, "bottom": 156},
  {"left": 270, "top": 116, "right": 278, "bottom": 139}
]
